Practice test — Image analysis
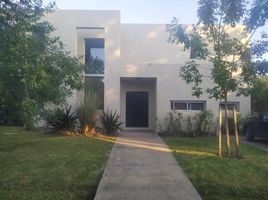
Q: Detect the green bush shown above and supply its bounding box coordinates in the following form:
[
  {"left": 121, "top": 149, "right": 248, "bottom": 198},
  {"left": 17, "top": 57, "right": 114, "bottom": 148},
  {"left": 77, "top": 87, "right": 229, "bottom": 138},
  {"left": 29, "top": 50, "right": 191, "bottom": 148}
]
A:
[
  {"left": 185, "top": 115, "right": 194, "bottom": 137},
  {"left": 21, "top": 98, "right": 38, "bottom": 130},
  {"left": 43, "top": 105, "right": 78, "bottom": 133},
  {"left": 167, "top": 111, "right": 184, "bottom": 136},
  {"left": 158, "top": 110, "right": 214, "bottom": 137},
  {"left": 0, "top": 103, "right": 23, "bottom": 126},
  {"left": 157, "top": 111, "right": 183, "bottom": 136},
  {"left": 97, "top": 110, "right": 123, "bottom": 135},
  {"left": 193, "top": 110, "right": 214, "bottom": 136}
]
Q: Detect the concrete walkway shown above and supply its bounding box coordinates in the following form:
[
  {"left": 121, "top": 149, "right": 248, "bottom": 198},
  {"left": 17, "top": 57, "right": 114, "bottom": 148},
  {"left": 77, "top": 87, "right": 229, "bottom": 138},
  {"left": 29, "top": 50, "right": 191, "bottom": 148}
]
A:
[
  {"left": 241, "top": 137, "right": 268, "bottom": 153},
  {"left": 94, "top": 131, "right": 202, "bottom": 200}
]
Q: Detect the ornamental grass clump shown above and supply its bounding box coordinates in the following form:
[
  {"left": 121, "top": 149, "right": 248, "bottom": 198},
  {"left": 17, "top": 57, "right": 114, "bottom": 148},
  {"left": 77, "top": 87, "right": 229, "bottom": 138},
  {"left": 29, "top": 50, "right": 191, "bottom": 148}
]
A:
[
  {"left": 43, "top": 105, "right": 78, "bottom": 133},
  {"left": 97, "top": 109, "right": 123, "bottom": 136},
  {"left": 77, "top": 91, "right": 98, "bottom": 135}
]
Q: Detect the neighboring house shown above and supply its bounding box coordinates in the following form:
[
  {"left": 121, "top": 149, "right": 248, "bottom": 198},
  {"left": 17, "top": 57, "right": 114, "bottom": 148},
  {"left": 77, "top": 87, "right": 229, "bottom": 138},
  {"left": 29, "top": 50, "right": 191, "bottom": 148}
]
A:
[{"left": 45, "top": 10, "right": 250, "bottom": 131}]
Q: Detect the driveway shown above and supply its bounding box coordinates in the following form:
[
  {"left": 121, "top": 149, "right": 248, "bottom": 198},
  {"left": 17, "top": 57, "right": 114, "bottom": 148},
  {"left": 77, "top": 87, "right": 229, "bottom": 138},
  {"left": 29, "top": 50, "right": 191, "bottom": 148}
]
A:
[
  {"left": 94, "top": 131, "right": 202, "bottom": 200},
  {"left": 241, "top": 137, "right": 268, "bottom": 152}
]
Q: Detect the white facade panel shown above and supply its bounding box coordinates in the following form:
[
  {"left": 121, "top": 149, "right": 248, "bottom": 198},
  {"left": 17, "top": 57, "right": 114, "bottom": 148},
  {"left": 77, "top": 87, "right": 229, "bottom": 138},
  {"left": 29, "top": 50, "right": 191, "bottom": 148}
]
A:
[{"left": 45, "top": 10, "right": 251, "bottom": 131}]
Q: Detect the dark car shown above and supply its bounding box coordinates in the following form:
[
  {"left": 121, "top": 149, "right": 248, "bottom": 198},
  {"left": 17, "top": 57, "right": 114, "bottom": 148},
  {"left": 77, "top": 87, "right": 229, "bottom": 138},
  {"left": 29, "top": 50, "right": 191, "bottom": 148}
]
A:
[{"left": 242, "top": 112, "right": 268, "bottom": 141}]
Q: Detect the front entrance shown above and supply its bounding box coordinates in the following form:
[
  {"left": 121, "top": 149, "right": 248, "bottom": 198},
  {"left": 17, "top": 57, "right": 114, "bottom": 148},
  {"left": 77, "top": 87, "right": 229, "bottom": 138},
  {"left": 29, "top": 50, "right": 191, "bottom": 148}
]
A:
[{"left": 126, "top": 91, "right": 149, "bottom": 127}]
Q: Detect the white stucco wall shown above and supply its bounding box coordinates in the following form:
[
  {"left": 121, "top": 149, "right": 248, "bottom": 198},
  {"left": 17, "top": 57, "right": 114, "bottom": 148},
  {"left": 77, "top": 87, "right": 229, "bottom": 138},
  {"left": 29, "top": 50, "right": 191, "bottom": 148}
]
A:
[
  {"left": 45, "top": 10, "right": 121, "bottom": 111},
  {"left": 119, "top": 24, "right": 251, "bottom": 119},
  {"left": 45, "top": 10, "right": 251, "bottom": 131}
]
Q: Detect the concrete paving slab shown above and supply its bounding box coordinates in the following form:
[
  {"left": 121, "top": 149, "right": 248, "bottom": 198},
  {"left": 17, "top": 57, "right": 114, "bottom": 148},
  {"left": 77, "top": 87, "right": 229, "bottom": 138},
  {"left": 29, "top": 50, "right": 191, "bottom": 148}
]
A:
[{"left": 94, "top": 131, "right": 202, "bottom": 200}]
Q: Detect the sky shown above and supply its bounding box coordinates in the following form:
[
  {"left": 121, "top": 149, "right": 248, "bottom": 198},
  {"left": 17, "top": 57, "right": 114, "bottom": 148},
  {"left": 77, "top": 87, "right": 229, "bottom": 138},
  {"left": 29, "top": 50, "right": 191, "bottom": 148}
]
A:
[
  {"left": 44, "top": 0, "right": 199, "bottom": 24},
  {"left": 44, "top": 0, "right": 267, "bottom": 59}
]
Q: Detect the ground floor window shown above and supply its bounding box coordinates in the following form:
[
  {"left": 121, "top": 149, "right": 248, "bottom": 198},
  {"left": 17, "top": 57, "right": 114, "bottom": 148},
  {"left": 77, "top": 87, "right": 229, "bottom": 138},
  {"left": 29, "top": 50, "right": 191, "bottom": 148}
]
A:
[
  {"left": 85, "top": 76, "right": 104, "bottom": 109},
  {"left": 219, "top": 101, "right": 240, "bottom": 111},
  {"left": 170, "top": 100, "right": 206, "bottom": 111}
]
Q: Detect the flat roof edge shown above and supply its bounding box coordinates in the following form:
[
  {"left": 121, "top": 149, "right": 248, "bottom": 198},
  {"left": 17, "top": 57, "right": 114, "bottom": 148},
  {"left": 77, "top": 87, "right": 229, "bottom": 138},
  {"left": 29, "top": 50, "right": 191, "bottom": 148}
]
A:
[{"left": 55, "top": 9, "right": 120, "bottom": 13}]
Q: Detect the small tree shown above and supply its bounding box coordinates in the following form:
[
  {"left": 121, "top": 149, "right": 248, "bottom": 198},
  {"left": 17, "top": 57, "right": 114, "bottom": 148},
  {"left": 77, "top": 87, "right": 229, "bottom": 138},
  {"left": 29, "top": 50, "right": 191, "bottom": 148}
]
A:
[
  {"left": 0, "top": 0, "right": 84, "bottom": 129},
  {"left": 167, "top": 0, "right": 268, "bottom": 157}
]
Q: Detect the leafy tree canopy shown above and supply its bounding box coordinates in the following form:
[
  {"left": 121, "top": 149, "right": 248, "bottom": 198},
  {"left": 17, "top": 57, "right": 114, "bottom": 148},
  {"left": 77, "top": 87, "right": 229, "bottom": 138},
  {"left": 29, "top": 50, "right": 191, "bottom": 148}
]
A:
[
  {"left": 246, "top": 0, "right": 268, "bottom": 30},
  {"left": 255, "top": 60, "right": 268, "bottom": 75},
  {"left": 167, "top": 0, "right": 268, "bottom": 101},
  {"left": 251, "top": 76, "right": 268, "bottom": 113},
  {"left": 167, "top": 0, "right": 268, "bottom": 157},
  {"left": 0, "top": 0, "right": 84, "bottom": 127}
]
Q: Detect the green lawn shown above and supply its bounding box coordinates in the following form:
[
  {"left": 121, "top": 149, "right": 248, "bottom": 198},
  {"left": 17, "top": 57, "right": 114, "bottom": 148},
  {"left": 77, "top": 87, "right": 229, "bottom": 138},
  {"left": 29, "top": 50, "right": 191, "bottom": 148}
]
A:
[
  {"left": 0, "top": 126, "right": 114, "bottom": 200},
  {"left": 163, "top": 136, "right": 268, "bottom": 200}
]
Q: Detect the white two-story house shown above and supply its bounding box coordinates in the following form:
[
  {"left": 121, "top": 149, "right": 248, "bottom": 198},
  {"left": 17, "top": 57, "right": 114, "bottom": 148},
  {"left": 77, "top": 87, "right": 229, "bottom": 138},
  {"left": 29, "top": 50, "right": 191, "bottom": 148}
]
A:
[{"left": 45, "top": 10, "right": 251, "bottom": 131}]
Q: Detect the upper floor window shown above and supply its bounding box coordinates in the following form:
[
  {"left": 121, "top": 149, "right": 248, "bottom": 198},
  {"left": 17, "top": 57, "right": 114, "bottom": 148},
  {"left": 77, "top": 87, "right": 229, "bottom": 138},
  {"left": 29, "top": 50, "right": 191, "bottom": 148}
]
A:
[
  {"left": 170, "top": 100, "right": 206, "bottom": 111},
  {"left": 85, "top": 38, "right": 104, "bottom": 74},
  {"left": 219, "top": 101, "right": 240, "bottom": 112},
  {"left": 84, "top": 38, "right": 105, "bottom": 110}
]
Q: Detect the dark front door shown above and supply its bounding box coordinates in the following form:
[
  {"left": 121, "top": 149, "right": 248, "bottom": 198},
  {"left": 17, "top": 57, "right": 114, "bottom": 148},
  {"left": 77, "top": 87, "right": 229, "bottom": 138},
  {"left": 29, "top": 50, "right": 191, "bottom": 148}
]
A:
[{"left": 126, "top": 91, "right": 149, "bottom": 127}]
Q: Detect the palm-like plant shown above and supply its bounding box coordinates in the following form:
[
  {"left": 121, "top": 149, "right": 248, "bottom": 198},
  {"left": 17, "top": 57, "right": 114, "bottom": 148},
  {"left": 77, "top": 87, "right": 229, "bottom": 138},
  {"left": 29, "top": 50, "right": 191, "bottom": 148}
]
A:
[
  {"left": 44, "top": 105, "right": 78, "bottom": 133},
  {"left": 98, "top": 110, "right": 123, "bottom": 135}
]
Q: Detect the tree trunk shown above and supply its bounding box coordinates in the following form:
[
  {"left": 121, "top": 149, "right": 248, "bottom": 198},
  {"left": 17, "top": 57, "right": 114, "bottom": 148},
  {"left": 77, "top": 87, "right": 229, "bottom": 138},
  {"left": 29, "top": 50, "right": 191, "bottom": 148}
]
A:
[
  {"left": 233, "top": 106, "right": 240, "bottom": 157},
  {"left": 224, "top": 96, "right": 231, "bottom": 157},
  {"left": 218, "top": 107, "right": 222, "bottom": 157}
]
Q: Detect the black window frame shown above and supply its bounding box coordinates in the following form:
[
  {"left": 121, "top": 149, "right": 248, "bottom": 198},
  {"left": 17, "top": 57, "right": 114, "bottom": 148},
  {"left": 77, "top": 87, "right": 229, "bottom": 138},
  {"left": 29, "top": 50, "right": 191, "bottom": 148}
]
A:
[
  {"left": 84, "top": 38, "right": 105, "bottom": 110},
  {"left": 84, "top": 38, "right": 105, "bottom": 75},
  {"left": 219, "top": 101, "right": 240, "bottom": 112},
  {"left": 170, "top": 100, "right": 206, "bottom": 111}
]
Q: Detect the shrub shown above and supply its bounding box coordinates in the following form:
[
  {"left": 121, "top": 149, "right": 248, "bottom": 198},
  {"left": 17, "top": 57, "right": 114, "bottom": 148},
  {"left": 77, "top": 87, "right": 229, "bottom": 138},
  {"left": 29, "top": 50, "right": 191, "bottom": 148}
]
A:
[
  {"left": 157, "top": 111, "right": 183, "bottom": 136},
  {"left": 21, "top": 98, "right": 38, "bottom": 130},
  {"left": 185, "top": 115, "right": 194, "bottom": 137},
  {"left": 167, "top": 111, "right": 183, "bottom": 136},
  {"left": 97, "top": 110, "right": 123, "bottom": 135},
  {"left": 156, "top": 118, "right": 165, "bottom": 135},
  {"left": 43, "top": 105, "right": 78, "bottom": 133},
  {"left": 158, "top": 110, "right": 214, "bottom": 137},
  {"left": 193, "top": 110, "right": 214, "bottom": 136},
  {"left": 77, "top": 92, "right": 98, "bottom": 134},
  {"left": 0, "top": 104, "right": 23, "bottom": 126}
]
